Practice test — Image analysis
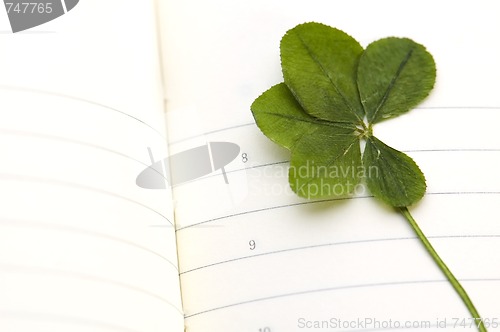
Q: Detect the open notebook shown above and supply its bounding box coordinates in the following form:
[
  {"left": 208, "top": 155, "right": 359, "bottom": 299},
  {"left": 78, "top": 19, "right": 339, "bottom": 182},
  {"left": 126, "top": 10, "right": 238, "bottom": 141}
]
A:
[{"left": 0, "top": 0, "right": 499, "bottom": 331}]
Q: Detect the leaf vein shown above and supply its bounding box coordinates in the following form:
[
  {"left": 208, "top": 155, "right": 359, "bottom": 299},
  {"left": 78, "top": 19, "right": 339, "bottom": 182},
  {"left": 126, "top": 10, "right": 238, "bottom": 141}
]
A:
[
  {"left": 296, "top": 136, "right": 359, "bottom": 193},
  {"left": 373, "top": 140, "right": 410, "bottom": 201},
  {"left": 295, "top": 32, "right": 363, "bottom": 123},
  {"left": 260, "top": 111, "right": 356, "bottom": 130},
  {"left": 370, "top": 47, "right": 414, "bottom": 122}
]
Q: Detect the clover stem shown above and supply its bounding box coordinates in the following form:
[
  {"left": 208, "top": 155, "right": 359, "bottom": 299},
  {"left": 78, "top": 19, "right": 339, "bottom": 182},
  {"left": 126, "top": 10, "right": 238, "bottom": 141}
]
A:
[{"left": 398, "top": 207, "right": 487, "bottom": 332}]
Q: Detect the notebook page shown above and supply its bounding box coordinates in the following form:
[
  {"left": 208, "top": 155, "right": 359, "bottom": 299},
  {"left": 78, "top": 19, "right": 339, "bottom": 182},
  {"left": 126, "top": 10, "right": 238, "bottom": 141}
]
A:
[
  {"left": 158, "top": 0, "right": 500, "bottom": 331},
  {"left": 0, "top": 1, "right": 183, "bottom": 331}
]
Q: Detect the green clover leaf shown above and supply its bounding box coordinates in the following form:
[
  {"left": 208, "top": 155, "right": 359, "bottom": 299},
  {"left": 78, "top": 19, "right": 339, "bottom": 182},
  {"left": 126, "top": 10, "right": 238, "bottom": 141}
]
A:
[
  {"left": 251, "top": 22, "right": 487, "bottom": 331},
  {"left": 252, "top": 22, "right": 435, "bottom": 207}
]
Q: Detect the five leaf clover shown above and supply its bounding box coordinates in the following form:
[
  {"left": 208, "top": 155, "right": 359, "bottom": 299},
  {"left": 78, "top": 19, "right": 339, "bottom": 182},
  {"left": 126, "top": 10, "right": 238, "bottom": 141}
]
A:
[{"left": 251, "top": 22, "right": 435, "bottom": 207}]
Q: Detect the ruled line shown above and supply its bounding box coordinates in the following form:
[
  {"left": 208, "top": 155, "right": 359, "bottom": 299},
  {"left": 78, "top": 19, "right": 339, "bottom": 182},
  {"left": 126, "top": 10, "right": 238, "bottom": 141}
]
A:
[
  {"left": 180, "top": 234, "right": 500, "bottom": 275},
  {"left": 0, "top": 174, "right": 173, "bottom": 226},
  {"left": 171, "top": 148, "right": 500, "bottom": 190},
  {"left": 167, "top": 106, "right": 500, "bottom": 145},
  {"left": 168, "top": 122, "right": 254, "bottom": 145},
  {"left": 184, "top": 278, "right": 500, "bottom": 319},
  {"left": 0, "top": 218, "right": 178, "bottom": 271},
  {"left": 1, "top": 263, "right": 184, "bottom": 316},
  {"left": 0, "top": 84, "right": 167, "bottom": 139},
  {"left": 173, "top": 160, "right": 289, "bottom": 186},
  {"left": 175, "top": 195, "right": 363, "bottom": 231},
  {"left": 0, "top": 128, "right": 166, "bottom": 170},
  {"left": 239, "top": 148, "right": 500, "bottom": 177},
  {"left": 0, "top": 129, "right": 169, "bottom": 186},
  {"left": 176, "top": 191, "right": 500, "bottom": 231}
]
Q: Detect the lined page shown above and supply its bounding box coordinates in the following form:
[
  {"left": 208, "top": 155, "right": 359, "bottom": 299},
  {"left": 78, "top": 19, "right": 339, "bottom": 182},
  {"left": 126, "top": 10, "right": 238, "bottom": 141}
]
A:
[
  {"left": 158, "top": 0, "right": 500, "bottom": 331},
  {"left": 0, "top": 1, "right": 183, "bottom": 331}
]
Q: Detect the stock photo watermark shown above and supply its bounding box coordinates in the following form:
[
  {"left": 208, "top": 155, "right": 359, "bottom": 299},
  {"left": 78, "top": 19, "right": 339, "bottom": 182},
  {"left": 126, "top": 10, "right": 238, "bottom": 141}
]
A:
[
  {"left": 136, "top": 142, "right": 241, "bottom": 189},
  {"left": 248, "top": 161, "right": 379, "bottom": 199},
  {"left": 297, "top": 317, "right": 500, "bottom": 330},
  {"left": 3, "top": 0, "right": 79, "bottom": 32}
]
